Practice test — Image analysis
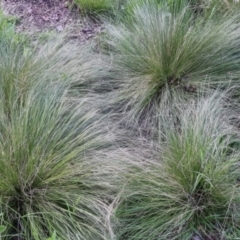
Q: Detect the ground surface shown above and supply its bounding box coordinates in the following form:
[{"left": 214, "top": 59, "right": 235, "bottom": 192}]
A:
[{"left": 0, "top": 0, "right": 103, "bottom": 43}]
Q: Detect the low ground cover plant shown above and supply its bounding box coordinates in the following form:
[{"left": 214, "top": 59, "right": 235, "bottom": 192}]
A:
[
  {"left": 111, "top": 93, "right": 240, "bottom": 239},
  {"left": 73, "top": 0, "right": 124, "bottom": 15},
  {"left": 74, "top": 0, "right": 113, "bottom": 12},
  {"left": 0, "top": 10, "right": 23, "bottom": 44}
]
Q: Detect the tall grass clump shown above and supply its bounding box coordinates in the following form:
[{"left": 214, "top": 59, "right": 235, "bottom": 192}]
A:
[
  {"left": 0, "top": 10, "right": 23, "bottom": 44},
  {"left": 111, "top": 92, "right": 240, "bottom": 239},
  {"left": 0, "top": 80, "right": 118, "bottom": 240},
  {"left": 0, "top": 28, "right": 118, "bottom": 239},
  {"left": 105, "top": 1, "right": 240, "bottom": 129}
]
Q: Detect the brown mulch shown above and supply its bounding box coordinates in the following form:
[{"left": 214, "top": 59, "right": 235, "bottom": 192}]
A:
[{"left": 0, "top": 0, "right": 104, "bottom": 43}]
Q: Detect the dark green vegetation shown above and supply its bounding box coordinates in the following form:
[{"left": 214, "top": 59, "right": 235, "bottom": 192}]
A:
[
  {"left": 105, "top": 0, "right": 240, "bottom": 130},
  {"left": 113, "top": 93, "right": 240, "bottom": 239},
  {"left": 73, "top": 0, "right": 116, "bottom": 13},
  {"left": 2, "top": 0, "right": 240, "bottom": 239},
  {"left": 0, "top": 13, "right": 121, "bottom": 240}
]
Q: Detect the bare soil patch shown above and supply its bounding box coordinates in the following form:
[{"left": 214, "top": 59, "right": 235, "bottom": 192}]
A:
[{"left": 0, "top": 0, "right": 103, "bottom": 43}]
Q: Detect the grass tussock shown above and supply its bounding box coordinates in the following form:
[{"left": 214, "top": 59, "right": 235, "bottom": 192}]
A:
[
  {"left": 0, "top": 80, "right": 119, "bottom": 240},
  {"left": 105, "top": 1, "right": 240, "bottom": 129},
  {"left": 0, "top": 24, "right": 120, "bottom": 239},
  {"left": 111, "top": 92, "right": 240, "bottom": 240}
]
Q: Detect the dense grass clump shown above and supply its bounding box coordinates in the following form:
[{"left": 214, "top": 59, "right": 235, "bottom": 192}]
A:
[
  {"left": 111, "top": 93, "right": 240, "bottom": 240},
  {"left": 105, "top": 1, "right": 240, "bottom": 129},
  {"left": 0, "top": 21, "right": 118, "bottom": 239},
  {"left": 0, "top": 80, "right": 117, "bottom": 240}
]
